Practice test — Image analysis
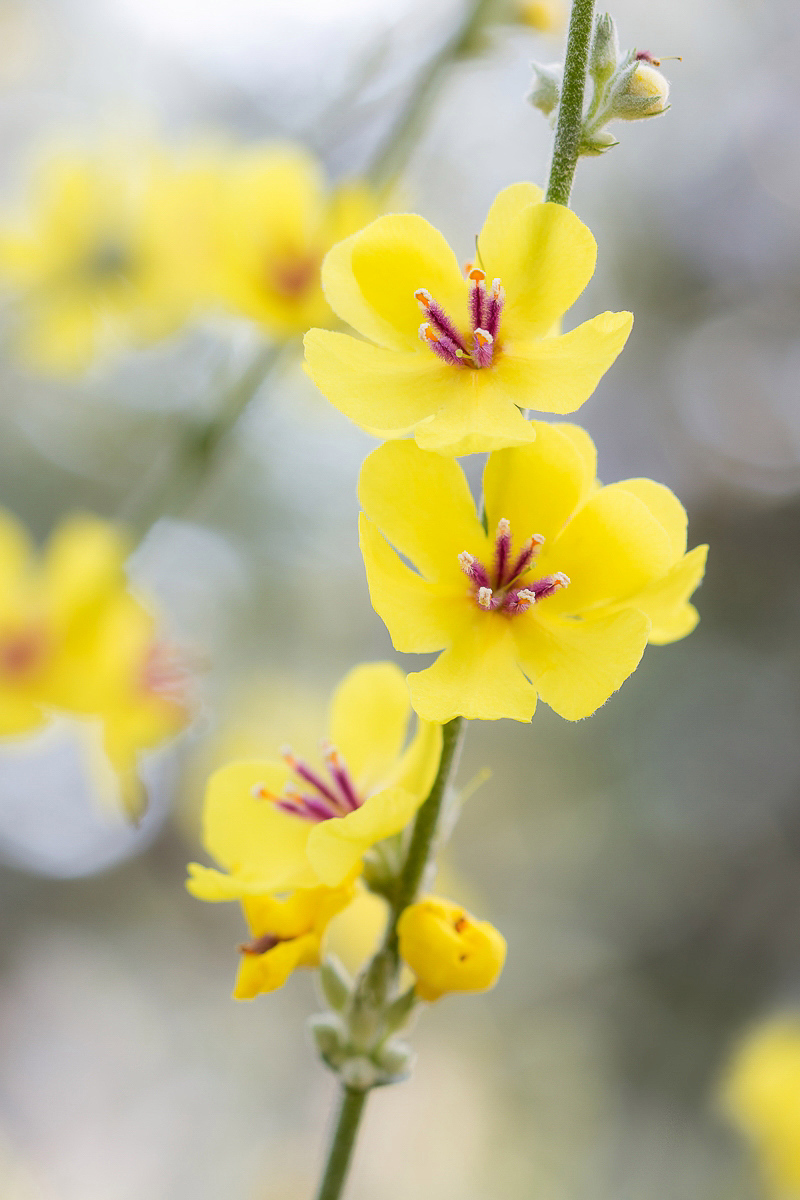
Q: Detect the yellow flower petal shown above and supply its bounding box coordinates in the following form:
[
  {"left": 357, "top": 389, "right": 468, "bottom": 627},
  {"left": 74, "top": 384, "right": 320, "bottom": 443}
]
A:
[
  {"left": 514, "top": 608, "right": 651, "bottom": 720},
  {"left": 304, "top": 328, "right": 454, "bottom": 438},
  {"left": 408, "top": 618, "right": 538, "bottom": 723},
  {"left": 478, "top": 185, "right": 597, "bottom": 339},
  {"left": 630, "top": 543, "right": 708, "bottom": 645},
  {"left": 321, "top": 212, "right": 467, "bottom": 351},
  {"left": 43, "top": 516, "right": 129, "bottom": 630},
  {"left": 329, "top": 661, "right": 411, "bottom": 791},
  {"left": 615, "top": 478, "right": 688, "bottom": 557},
  {"left": 495, "top": 311, "right": 633, "bottom": 415},
  {"left": 413, "top": 376, "right": 537, "bottom": 456},
  {"left": 542, "top": 483, "right": 675, "bottom": 615},
  {"left": 358, "top": 514, "right": 459, "bottom": 653},
  {"left": 233, "top": 936, "right": 312, "bottom": 1000},
  {"left": 306, "top": 786, "right": 424, "bottom": 886},
  {"left": 384, "top": 718, "right": 443, "bottom": 799},
  {"left": 397, "top": 895, "right": 506, "bottom": 1003},
  {"left": 203, "top": 760, "right": 318, "bottom": 892},
  {"left": 358, "top": 440, "right": 486, "bottom": 582},
  {"left": 483, "top": 419, "right": 596, "bottom": 546},
  {"left": 186, "top": 863, "right": 287, "bottom": 902}
]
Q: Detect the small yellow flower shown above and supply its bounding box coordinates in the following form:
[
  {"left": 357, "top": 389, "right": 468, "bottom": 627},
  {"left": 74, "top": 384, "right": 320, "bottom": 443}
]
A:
[
  {"left": 0, "top": 145, "right": 205, "bottom": 372},
  {"left": 214, "top": 143, "right": 378, "bottom": 339},
  {"left": 358, "top": 422, "right": 707, "bottom": 723},
  {"left": 721, "top": 1016, "right": 800, "bottom": 1195},
  {"left": 397, "top": 896, "right": 506, "bottom": 1002},
  {"left": 304, "top": 182, "right": 632, "bottom": 456},
  {"left": 234, "top": 885, "right": 354, "bottom": 1000},
  {"left": 518, "top": 0, "right": 566, "bottom": 33},
  {"left": 186, "top": 662, "right": 442, "bottom": 898},
  {"left": 0, "top": 510, "right": 188, "bottom": 814}
]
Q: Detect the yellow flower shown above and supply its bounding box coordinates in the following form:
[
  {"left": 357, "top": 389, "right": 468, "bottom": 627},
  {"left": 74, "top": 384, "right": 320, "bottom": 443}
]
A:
[
  {"left": 234, "top": 884, "right": 354, "bottom": 1000},
  {"left": 518, "top": 0, "right": 566, "bottom": 33},
  {"left": 0, "top": 510, "right": 188, "bottom": 814},
  {"left": 187, "top": 662, "right": 442, "bottom": 897},
  {"left": 721, "top": 1016, "right": 800, "bottom": 1195},
  {"left": 214, "top": 143, "right": 378, "bottom": 339},
  {"left": 304, "top": 182, "right": 632, "bottom": 456},
  {"left": 0, "top": 145, "right": 204, "bottom": 372},
  {"left": 358, "top": 422, "right": 707, "bottom": 723},
  {"left": 397, "top": 896, "right": 506, "bottom": 1002}
]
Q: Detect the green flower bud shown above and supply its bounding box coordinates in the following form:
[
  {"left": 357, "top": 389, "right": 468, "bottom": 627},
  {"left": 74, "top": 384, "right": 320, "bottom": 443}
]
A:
[
  {"left": 527, "top": 61, "right": 561, "bottom": 117},
  {"left": 580, "top": 128, "right": 619, "bottom": 155},
  {"left": 590, "top": 14, "right": 620, "bottom": 83},
  {"left": 318, "top": 955, "right": 352, "bottom": 1013},
  {"left": 374, "top": 1038, "right": 414, "bottom": 1081},
  {"left": 610, "top": 60, "right": 671, "bottom": 120},
  {"left": 309, "top": 1013, "right": 348, "bottom": 1067},
  {"left": 341, "top": 1056, "right": 380, "bottom": 1091},
  {"left": 383, "top": 985, "right": 418, "bottom": 1034}
]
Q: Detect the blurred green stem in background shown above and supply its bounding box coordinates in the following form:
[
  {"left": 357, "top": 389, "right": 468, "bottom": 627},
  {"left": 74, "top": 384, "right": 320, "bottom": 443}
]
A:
[
  {"left": 545, "top": 0, "right": 596, "bottom": 205},
  {"left": 119, "top": 338, "right": 291, "bottom": 532},
  {"left": 313, "top": 718, "right": 465, "bottom": 1200},
  {"left": 369, "top": 0, "right": 497, "bottom": 190}
]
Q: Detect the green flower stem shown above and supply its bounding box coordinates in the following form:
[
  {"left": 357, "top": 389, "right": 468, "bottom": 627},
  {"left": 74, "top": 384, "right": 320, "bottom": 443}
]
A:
[
  {"left": 314, "top": 1086, "right": 368, "bottom": 1200},
  {"left": 369, "top": 0, "right": 495, "bottom": 189},
  {"left": 545, "top": 0, "right": 596, "bottom": 206}
]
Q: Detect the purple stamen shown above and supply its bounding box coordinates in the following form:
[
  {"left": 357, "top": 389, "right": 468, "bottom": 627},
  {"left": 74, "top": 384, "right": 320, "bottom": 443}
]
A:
[
  {"left": 485, "top": 279, "right": 505, "bottom": 339},
  {"left": 493, "top": 518, "right": 512, "bottom": 586},
  {"left": 472, "top": 328, "right": 494, "bottom": 369},
  {"left": 419, "top": 323, "right": 465, "bottom": 366},
  {"left": 322, "top": 742, "right": 361, "bottom": 812},
  {"left": 502, "top": 588, "right": 537, "bottom": 614},
  {"left": 240, "top": 932, "right": 282, "bottom": 956},
  {"left": 528, "top": 572, "right": 570, "bottom": 601},
  {"left": 459, "top": 551, "right": 491, "bottom": 589},
  {"left": 282, "top": 746, "right": 343, "bottom": 810},
  {"left": 468, "top": 269, "right": 487, "bottom": 331},
  {"left": 507, "top": 534, "right": 545, "bottom": 583},
  {"left": 415, "top": 289, "right": 468, "bottom": 352}
]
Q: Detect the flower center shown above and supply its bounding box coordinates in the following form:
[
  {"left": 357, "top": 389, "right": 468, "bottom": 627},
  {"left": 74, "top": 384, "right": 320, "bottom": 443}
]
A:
[
  {"left": 415, "top": 264, "right": 504, "bottom": 368},
  {"left": 253, "top": 742, "right": 364, "bottom": 823},
  {"left": 239, "top": 931, "right": 283, "bottom": 956},
  {"left": 0, "top": 627, "right": 47, "bottom": 678},
  {"left": 270, "top": 254, "right": 320, "bottom": 298},
  {"left": 459, "top": 518, "right": 569, "bottom": 614}
]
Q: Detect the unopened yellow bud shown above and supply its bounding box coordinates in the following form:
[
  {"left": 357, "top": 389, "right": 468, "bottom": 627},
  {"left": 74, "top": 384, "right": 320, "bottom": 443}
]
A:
[
  {"left": 622, "top": 62, "right": 670, "bottom": 116},
  {"left": 397, "top": 896, "right": 506, "bottom": 1003},
  {"left": 720, "top": 1016, "right": 800, "bottom": 1193},
  {"left": 518, "top": 0, "right": 566, "bottom": 34}
]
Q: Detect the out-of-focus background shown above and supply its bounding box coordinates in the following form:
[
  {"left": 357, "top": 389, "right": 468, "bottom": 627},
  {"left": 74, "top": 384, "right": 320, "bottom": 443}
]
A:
[{"left": 0, "top": 0, "right": 799, "bottom": 1197}]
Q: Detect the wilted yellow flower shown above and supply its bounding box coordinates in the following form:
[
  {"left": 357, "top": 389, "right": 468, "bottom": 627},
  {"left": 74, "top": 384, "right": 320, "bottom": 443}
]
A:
[
  {"left": 397, "top": 896, "right": 506, "bottom": 1002},
  {"left": 234, "top": 885, "right": 353, "bottom": 1000},
  {"left": 214, "top": 143, "right": 378, "bottom": 339},
  {"left": 358, "top": 422, "right": 707, "bottom": 723},
  {"left": 0, "top": 510, "right": 188, "bottom": 814},
  {"left": 0, "top": 145, "right": 207, "bottom": 372},
  {"left": 187, "top": 662, "right": 442, "bottom": 898},
  {"left": 304, "top": 182, "right": 632, "bottom": 456},
  {"left": 722, "top": 1016, "right": 800, "bottom": 1195}
]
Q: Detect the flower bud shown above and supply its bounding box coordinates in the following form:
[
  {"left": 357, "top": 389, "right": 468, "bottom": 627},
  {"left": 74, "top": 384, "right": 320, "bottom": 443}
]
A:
[
  {"left": 397, "top": 896, "right": 507, "bottom": 1003},
  {"left": 527, "top": 62, "right": 561, "bottom": 117},
  {"left": 318, "top": 955, "right": 352, "bottom": 1012},
  {"left": 309, "top": 1013, "right": 348, "bottom": 1067},
  {"left": 581, "top": 128, "right": 619, "bottom": 156},
  {"left": 612, "top": 61, "right": 670, "bottom": 119},
  {"left": 589, "top": 14, "right": 620, "bottom": 83},
  {"left": 340, "top": 1056, "right": 379, "bottom": 1091},
  {"left": 374, "top": 1037, "right": 414, "bottom": 1081}
]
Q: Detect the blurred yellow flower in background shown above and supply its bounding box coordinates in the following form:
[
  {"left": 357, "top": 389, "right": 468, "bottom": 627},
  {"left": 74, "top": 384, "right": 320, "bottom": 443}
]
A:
[
  {"left": 0, "top": 145, "right": 212, "bottom": 372},
  {"left": 722, "top": 1016, "right": 800, "bottom": 1196},
  {"left": 518, "top": 0, "right": 567, "bottom": 34},
  {"left": 304, "top": 182, "right": 631, "bottom": 455},
  {"left": 358, "top": 422, "right": 707, "bottom": 723},
  {"left": 187, "top": 662, "right": 442, "bottom": 898},
  {"left": 397, "top": 896, "right": 506, "bottom": 1002},
  {"left": 0, "top": 510, "right": 188, "bottom": 815},
  {"left": 233, "top": 884, "right": 354, "bottom": 1000},
  {"left": 214, "top": 143, "right": 378, "bottom": 339}
]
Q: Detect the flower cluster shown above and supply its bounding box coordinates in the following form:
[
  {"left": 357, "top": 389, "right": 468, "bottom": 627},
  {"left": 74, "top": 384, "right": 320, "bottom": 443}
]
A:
[
  {"left": 190, "top": 176, "right": 705, "bottom": 1086},
  {"left": 0, "top": 141, "right": 380, "bottom": 373},
  {"left": 0, "top": 510, "right": 188, "bottom": 816}
]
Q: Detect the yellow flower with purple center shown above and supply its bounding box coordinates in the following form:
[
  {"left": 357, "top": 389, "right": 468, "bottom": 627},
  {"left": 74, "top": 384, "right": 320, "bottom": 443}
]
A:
[
  {"left": 0, "top": 510, "right": 188, "bottom": 815},
  {"left": 304, "top": 182, "right": 632, "bottom": 456},
  {"left": 358, "top": 421, "right": 707, "bottom": 723},
  {"left": 397, "top": 896, "right": 507, "bottom": 1002},
  {"left": 233, "top": 885, "right": 354, "bottom": 1000},
  {"left": 186, "top": 662, "right": 442, "bottom": 898},
  {"left": 215, "top": 144, "right": 379, "bottom": 338}
]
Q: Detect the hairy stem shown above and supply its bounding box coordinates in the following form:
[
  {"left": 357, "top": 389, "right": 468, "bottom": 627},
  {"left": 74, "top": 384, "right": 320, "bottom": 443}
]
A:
[
  {"left": 314, "top": 1087, "right": 368, "bottom": 1200},
  {"left": 545, "top": 0, "right": 596, "bottom": 206}
]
